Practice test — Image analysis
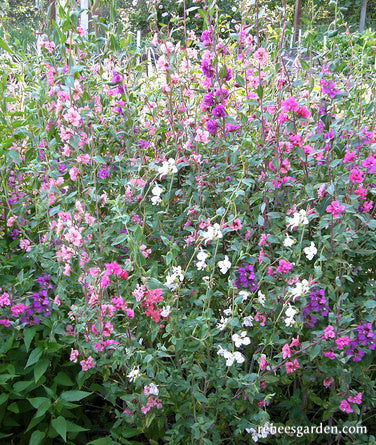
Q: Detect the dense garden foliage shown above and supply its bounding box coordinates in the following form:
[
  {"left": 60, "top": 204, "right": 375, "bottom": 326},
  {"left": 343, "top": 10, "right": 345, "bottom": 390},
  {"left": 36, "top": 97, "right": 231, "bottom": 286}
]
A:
[{"left": 0, "top": 0, "right": 376, "bottom": 444}]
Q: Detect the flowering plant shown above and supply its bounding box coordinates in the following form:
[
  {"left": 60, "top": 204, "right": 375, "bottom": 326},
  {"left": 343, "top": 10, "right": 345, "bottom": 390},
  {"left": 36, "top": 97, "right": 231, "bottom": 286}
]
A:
[{"left": 0, "top": 1, "right": 375, "bottom": 444}]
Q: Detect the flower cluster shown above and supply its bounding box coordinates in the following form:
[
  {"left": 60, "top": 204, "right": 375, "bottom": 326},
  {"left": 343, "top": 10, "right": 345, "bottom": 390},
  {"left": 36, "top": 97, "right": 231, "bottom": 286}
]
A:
[
  {"left": 235, "top": 264, "right": 258, "bottom": 290},
  {"left": 302, "top": 288, "right": 328, "bottom": 328},
  {"left": 345, "top": 323, "right": 375, "bottom": 362}
]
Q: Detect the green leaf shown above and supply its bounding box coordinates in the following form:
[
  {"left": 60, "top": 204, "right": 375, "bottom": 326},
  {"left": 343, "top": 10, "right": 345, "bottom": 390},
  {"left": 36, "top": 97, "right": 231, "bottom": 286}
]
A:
[
  {"left": 29, "top": 430, "right": 45, "bottom": 445},
  {"left": 51, "top": 416, "right": 67, "bottom": 442},
  {"left": 193, "top": 391, "right": 208, "bottom": 403},
  {"left": 87, "top": 438, "right": 116, "bottom": 445},
  {"left": 54, "top": 372, "right": 74, "bottom": 387},
  {"left": 28, "top": 397, "right": 51, "bottom": 418},
  {"left": 235, "top": 74, "right": 245, "bottom": 87},
  {"left": 25, "top": 348, "right": 43, "bottom": 368},
  {"left": 364, "top": 300, "right": 376, "bottom": 309},
  {"left": 0, "top": 38, "right": 14, "bottom": 55},
  {"left": 34, "top": 358, "right": 49, "bottom": 382},
  {"left": 60, "top": 390, "right": 92, "bottom": 402},
  {"left": 299, "top": 58, "right": 310, "bottom": 70}
]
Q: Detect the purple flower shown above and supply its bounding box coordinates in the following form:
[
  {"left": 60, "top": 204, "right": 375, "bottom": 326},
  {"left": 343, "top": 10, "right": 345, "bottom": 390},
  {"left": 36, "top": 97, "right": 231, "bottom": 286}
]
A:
[
  {"left": 111, "top": 71, "right": 122, "bottom": 83},
  {"left": 225, "top": 123, "right": 241, "bottom": 134},
  {"left": 361, "top": 154, "right": 376, "bottom": 173},
  {"left": 138, "top": 139, "right": 150, "bottom": 149},
  {"left": 224, "top": 66, "right": 232, "bottom": 82},
  {"left": 98, "top": 168, "right": 110, "bottom": 179},
  {"left": 206, "top": 119, "right": 218, "bottom": 134},
  {"left": 302, "top": 288, "right": 328, "bottom": 328},
  {"left": 212, "top": 104, "right": 226, "bottom": 118},
  {"left": 201, "top": 59, "right": 215, "bottom": 78},
  {"left": 235, "top": 264, "right": 258, "bottom": 291},
  {"left": 215, "top": 87, "right": 229, "bottom": 100},
  {"left": 203, "top": 92, "right": 215, "bottom": 106}
]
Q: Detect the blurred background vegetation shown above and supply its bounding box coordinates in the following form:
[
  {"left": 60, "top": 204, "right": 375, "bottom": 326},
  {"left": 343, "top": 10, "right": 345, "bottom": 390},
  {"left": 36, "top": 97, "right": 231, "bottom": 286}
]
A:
[{"left": 0, "top": 0, "right": 375, "bottom": 58}]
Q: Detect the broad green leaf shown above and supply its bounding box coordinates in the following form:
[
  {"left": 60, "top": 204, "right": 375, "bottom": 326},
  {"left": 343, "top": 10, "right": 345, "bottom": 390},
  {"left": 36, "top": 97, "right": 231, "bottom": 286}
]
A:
[
  {"left": 25, "top": 348, "right": 43, "bottom": 369},
  {"left": 34, "top": 358, "right": 49, "bottom": 382},
  {"left": 29, "top": 430, "right": 45, "bottom": 445},
  {"left": 51, "top": 416, "right": 67, "bottom": 442},
  {"left": 54, "top": 372, "right": 74, "bottom": 387},
  {"left": 60, "top": 390, "right": 92, "bottom": 402}
]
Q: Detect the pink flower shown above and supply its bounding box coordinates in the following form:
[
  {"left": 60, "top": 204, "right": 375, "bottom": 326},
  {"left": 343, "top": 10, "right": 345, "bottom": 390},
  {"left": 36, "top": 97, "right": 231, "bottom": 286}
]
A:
[
  {"left": 364, "top": 200, "right": 373, "bottom": 212},
  {"left": 70, "top": 348, "right": 79, "bottom": 363},
  {"left": 0, "top": 293, "right": 10, "bottom": 307},
  {"left": 69, "top": 166, "right": 79, "bottom": 181},
  {"left": 339, "top": 399, "right": 353, "bottom": 413},
  {"left": 348, "top": 392, "right": 362, "bottom": 404},
  {"left": 282, "top": 343, "right": 291, "bottom": 359},
  {"left": 10, "top": 303, "right": 26, "bottom": 316},
  {"left": 80, "top": 356, "right": 95, "bottom": 371},
  {"left": 20, "top": 239, "right": 31, "bottom": 252},
  {"left": 76, "top": 154, "right": 91, "bottom": 164},
  {"left": 323, "top": 325, "right": 335, "bottom": 340},
  {"left": 342, "top": 150, "right": 356, "bottom": 163},
  {"left": 126, "top": 308, "right": 135, "bottom": 319},
  {"left": 259, "top": 354, "right": 268, "bottom": 370},
  {"left": 323, "top": 350, "right": 335, "bottom": 360},
  {"left": 253, "top": 47, "right": 268, "bottom": 64},
  {"left": 276, "top": 259, "right": 292, "bottom": 274},
  {"left": 254, "top": 312, "right": 266, "bottom": 326},
  {"left": 326, "top": 201, "right": 345, "bottom": 218},
  {"left": 0, "top": 318, "right": 10, "bottom": 327},
  {"left": 103, "top": 321, "right": 113, "bottom": 337},
  {"left": 323, "top": 376, "right": 334, "bottom": 388},
  {"left": 64, "top": 107, "right": 82, "bottom": 127},
  {"left": 349, "top": 168, "right": 364, "bottom": 184},
  {"left": 335, "top": 336, "right": 351, "bottom": 350},
  {"left": 258, "top": 233, "right": 269, "bottom": 246},
  {"left": 63, "top": 264, "right": 71, "bottom": 276},
  {"left": 53, "top": 296, "right": 61, "bottom": 306},
  {"left": 7, "top": 216, "right": 16, "bottom": 227},
  {"left": 281, "top": 96, "right": 299, "bottom": 112},
  {"left": 290, "top": 336, "right": 300, "bottom": 348},
  {"left": 105, "top": 261, "right": 122, "bottom": 275},
  {"left": 285, "top": 359, "right": 300, "bottom": 374},
  {"left": 231, "top": 218, "right": 242, "bottom": 231}
]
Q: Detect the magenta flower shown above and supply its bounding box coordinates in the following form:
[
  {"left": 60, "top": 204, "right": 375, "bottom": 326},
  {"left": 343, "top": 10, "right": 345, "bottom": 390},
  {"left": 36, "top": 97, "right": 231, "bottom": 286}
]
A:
[
  {"left": 348, "top": 392, "right": 362, "bottom": 404},
  {"left": 276, "top": 259, "right": 292, "bottom": 274},
  {"left": 339, "top": 399, "right": 353, "bottom": 413},
  {"left": 326, "top": 201, "right": 345, "bottom": 218}
]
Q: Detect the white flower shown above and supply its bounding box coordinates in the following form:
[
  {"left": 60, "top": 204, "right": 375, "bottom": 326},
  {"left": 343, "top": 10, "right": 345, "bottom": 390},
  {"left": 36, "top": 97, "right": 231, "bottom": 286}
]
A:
[
  {"left": 164, "top": 266, "right": 184, "bottom": 290},
  {"left": 242, "top": 315, "right": 254, "bottom": 327},
  {"left": 160, "top": 305, "right": 171, "bottom": 318},
  {"left": 202, "top": 223, "right": 223, "bottom": 244},
  {"left": 232, "top": 331, "right": 251, "bottom": 348},
  {"left": 127, "top": 366, "right": 140, "bottom": 383},
  {"left": 287, "top": 209, "right": 308, "bottom": 230},
  {"left": 216, "top": 316, "right": 229, "bottom": 331},
  {"left": 217, "top": 346, "right": 244, "bottom": 366},
  {"left": 196, "top": 249, "right": 208, "bottom": 270},
  {"left": 197, "top": 249, "right": 208, "bottom": 262},
  {"left": 284, "top": 304, "right": 297, "bottom": 327},
  {"left": 283, "top": 234, "right": 296, "bottom": 247},
  {"left": 290, "top": 279, "right": 310, "bottom": 301},
  {"left": 151, "top": 183, "right": 163, "bottom": 205},
  {"left": 158, "top": 158, "right": 178, "bottom": 178},
  {"left": 258, "top": 290, "right": 266, "bottom": 306},
  {"left": 239, "top": 290, "right": 249, "bottom": 302},
  {"left": 304, "top": 241, "right": 317, "bottom": 260},
  {"left": 218, "top": 255, "right": 231, "bottom": 274},
  {"left": 149, "top": 383, "right": 159, "bottom": 395},
  {"left": 233, "top": 351, "right": 245, "bottom": 364},
  {"left": 223, "top": 307, "right": 232, "bottom": 317}
]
